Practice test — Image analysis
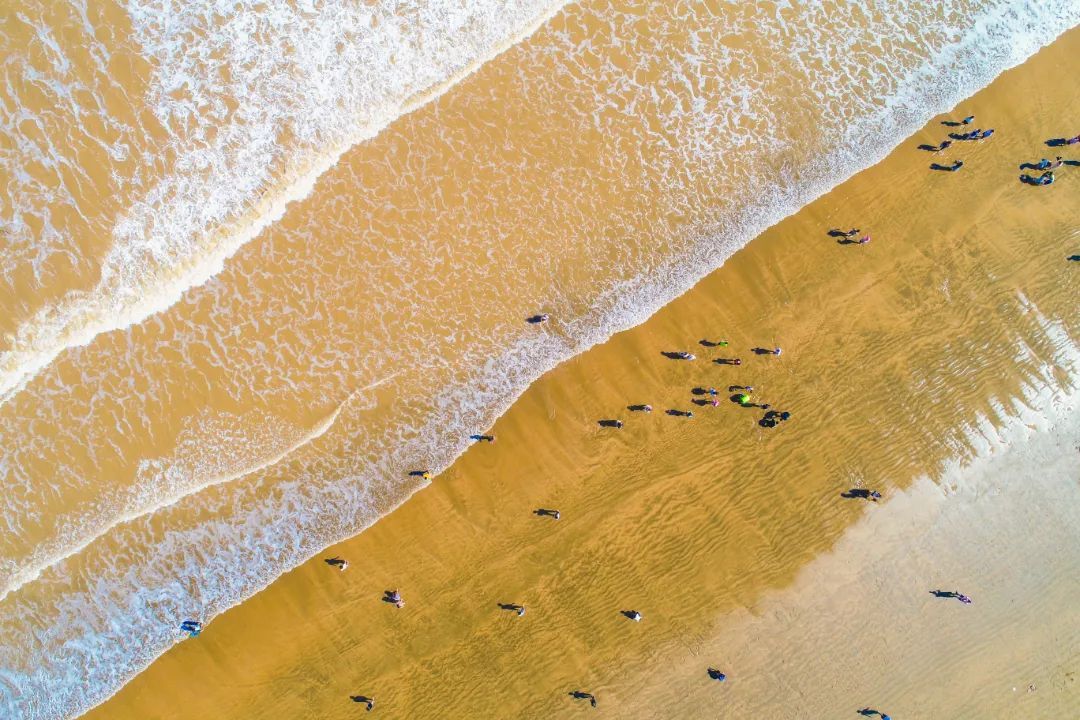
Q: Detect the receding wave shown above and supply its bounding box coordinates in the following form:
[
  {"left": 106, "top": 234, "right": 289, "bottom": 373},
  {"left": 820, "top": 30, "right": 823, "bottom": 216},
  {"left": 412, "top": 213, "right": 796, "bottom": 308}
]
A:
[
  {"left": 1, "top": 2, "right": 1079, "bottom": 720},
  {"left": 0, "top": 0, "right": 570, "bottom": 407},
  {"left": 0, "top": 377, "right": 389, "bottom": 602}
]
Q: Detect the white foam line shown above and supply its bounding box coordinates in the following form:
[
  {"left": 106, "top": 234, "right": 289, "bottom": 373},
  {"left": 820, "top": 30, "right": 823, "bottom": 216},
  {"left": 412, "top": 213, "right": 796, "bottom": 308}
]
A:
[
  {"left": 0, "top": 374, "right": 397, "bottom": 602},
  {"left": 0, "top": 1, "right": 572, "bottom": 410}
]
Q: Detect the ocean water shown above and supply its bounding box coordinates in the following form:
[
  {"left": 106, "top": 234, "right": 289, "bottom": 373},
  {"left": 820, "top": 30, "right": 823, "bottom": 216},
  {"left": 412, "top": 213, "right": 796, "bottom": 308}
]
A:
[{"left": 1, "top": 1, "right": 1078, "bottom": 718}]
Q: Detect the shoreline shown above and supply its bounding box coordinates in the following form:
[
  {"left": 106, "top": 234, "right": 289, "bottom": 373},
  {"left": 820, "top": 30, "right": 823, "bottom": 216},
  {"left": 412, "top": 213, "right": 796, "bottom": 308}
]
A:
[
  {"left": 82, "top": 25, "right": 1080, "bottom": 720},
  {"left": 7, "top": 8, "right": 1080, "bottom": 719}
]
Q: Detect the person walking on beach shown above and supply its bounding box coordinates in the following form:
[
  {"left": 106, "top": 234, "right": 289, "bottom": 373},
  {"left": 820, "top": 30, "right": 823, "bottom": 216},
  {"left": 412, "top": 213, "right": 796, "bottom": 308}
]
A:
[
  {"left": 470, "top": 434, "right": 495, "bottom": 442},
  {"left": 842, "top": 488, "right": 882, "bottom": 501},
  {"left": 385, "top": 590, "right": 405, "bottom": 608},
  {"left": 534, "top": 508, "right": 561, "bottom": 519},
  {"left": 829, "top": 228, "right": 860, "bottom": 237},
  {"left": 526, "top": 313, "right": 550, "bottom": 324},
  {"left": 179, "top": 620, "right": 202, "bottom": 637},
  {"left": 350, "top": 695, "right": 375, "bottom": 711},
  {"left": 569, "top": 691, "right": 597, "bottom": 708},
  {"left": 707, "top": 668, "right": 727, "bottom": 682},
  {"left": 628, "top": 404, "right": 652, "bottom": 412},
  {"left": 499, "top": 603, "right": 526, "bottom": 617},
  {"left": 325, "top": 556, "right": 349, "bottom": 571},
  {"left": 931, "top": 160, "right": 964, "bottom": 171}
]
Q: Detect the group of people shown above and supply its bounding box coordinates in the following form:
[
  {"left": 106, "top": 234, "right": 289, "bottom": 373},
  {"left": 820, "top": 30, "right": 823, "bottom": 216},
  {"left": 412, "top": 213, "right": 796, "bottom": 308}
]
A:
[
  {"left": 172, "top": 295, "right": 980, "bottom": 715},
  {"left": 925, "top": 114, "right": 984, "bottom": 172},
  {"left": 1018, "top": 146, "right": 1076, "bottom": 186},
  {"left": 928, "top": 115, "right": 1077, "bottom": 189},
  {"left": 594, "top": 342, "right": 789, "bottom": 432}
]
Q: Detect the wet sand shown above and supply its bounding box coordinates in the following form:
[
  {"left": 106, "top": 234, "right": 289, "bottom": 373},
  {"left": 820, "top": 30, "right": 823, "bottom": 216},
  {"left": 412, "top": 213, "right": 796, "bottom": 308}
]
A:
[{"left": 84, "top": 28, "right": 1080, "bottom": 720}]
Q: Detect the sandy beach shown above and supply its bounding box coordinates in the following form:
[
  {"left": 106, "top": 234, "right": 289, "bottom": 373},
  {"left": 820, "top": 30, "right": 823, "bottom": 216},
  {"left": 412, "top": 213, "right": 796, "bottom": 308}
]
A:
[{"left": 81, "top": 26, "right": 1080, "bottom": 720}]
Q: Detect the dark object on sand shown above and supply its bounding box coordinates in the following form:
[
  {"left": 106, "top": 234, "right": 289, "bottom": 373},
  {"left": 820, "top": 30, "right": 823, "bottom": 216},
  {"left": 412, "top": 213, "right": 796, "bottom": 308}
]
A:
[
  {"left": 930, "top": 160, "right": 964, "bottom": 171},
  {"left": 1020, "top": 171, "right": 1054, "bottom": 186},
  {"left": 930, "top": 589, "right": 972, "bottom": 604},
  {"left": 350, "top": 695, "right": 375, "bottom": 711},
  {"left": 569, "top": 691, "right": 597, "bottom": 708},
  {"left": 841, "top": 488, "right": 882, "bottom": 501}
]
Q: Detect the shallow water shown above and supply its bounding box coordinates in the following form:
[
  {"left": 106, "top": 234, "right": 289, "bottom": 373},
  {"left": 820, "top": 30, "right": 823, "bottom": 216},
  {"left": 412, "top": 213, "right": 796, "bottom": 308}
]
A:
[{"left": 1, "top": 2, "right": 1079, "bottom": 718}]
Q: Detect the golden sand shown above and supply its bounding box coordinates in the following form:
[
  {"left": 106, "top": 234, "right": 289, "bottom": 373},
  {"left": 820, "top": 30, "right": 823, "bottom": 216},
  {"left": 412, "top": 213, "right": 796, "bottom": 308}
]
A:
[{"left": 84, "top": 27, "right": 1080, "bottom": 720}]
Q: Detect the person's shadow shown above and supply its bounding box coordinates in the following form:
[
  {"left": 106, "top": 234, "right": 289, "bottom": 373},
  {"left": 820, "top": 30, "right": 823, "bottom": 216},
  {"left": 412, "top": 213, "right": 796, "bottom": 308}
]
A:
[
  {"left": 857, "top": 709, "right": 884, "bottom": 718},
  {"left": 1046, "top": 137, "right": 1069, "bottom": 147},
  {"left": 836, "top": 237, "right": 866, "bottom": 245},
  {"left": 568, "top": 691, "right": 597, "bottom": 707},
  {"left": 917, "top": 144, "right": 940, "bottom": 151},
  {"left": 929, "top": 590, "right": 959, "bottom": 599},
  {"left": 661, "top": 351, "right": 694, "bottom": 360},
  {"left": 941, "top": 120, "right": 965, "bottom": 127},
  {"left": 597, "top": 419, "right": 623, "bottom": 428},
  {"left": 930, "top": 162, "right": 962, "bottom": 171},
  {"left": 827, "top": 228, "right": 859, "bottom": 237},
  {"left": 350, "top": 696, "right": 374, "bottom": 711},
  {"left": 750, "top": 347, "right": 775, "bottom": 355}
]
